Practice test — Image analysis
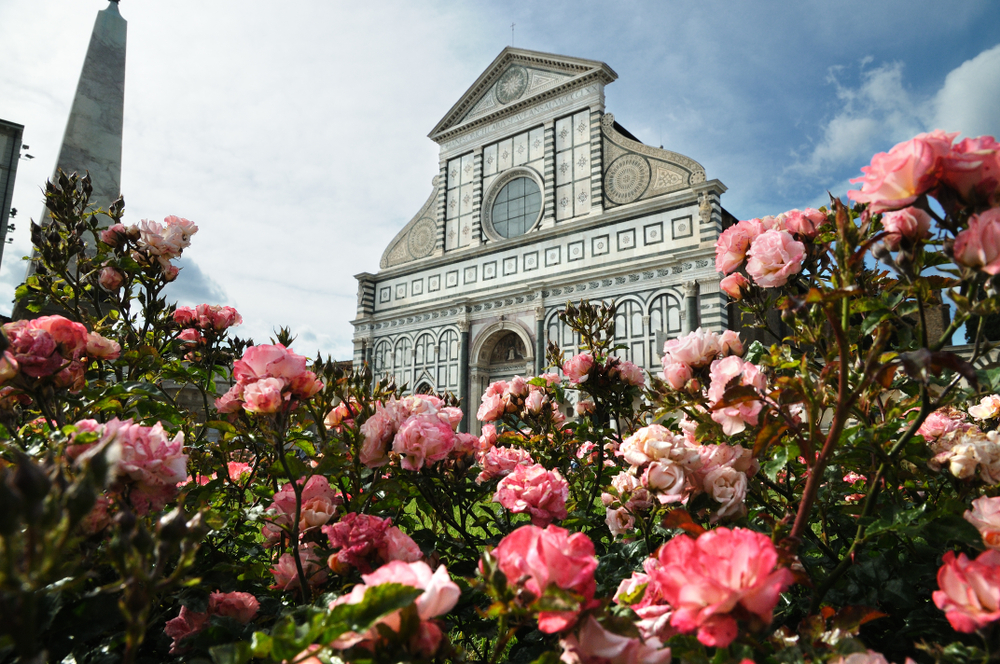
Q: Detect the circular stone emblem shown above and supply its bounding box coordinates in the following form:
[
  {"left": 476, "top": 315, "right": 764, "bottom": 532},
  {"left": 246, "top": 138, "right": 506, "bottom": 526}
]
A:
[
  {"left": 495, "top": 66, "right": 529, "bottom": 104},
  {"left": 605, "top": 154, "right": 651, "bottom": 204},
  {"left": 407, "top": 218, "right": 436, "bottom": 258}
]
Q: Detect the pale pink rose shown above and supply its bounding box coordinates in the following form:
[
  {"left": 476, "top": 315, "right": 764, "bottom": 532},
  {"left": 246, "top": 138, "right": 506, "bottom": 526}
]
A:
[
  {"left": 563, "top": 353, "right": 596, "bottom": 384},
  {"left": 719, "top": 273, "right": 749, "bottom": 300},
  {"left": 560, "top": 615, "right": 671, "bottom": 664},
  {"left": 164, "top": 605, "right": 209, "bottom": 654},
  {"left": 270, "top": 543, "right": 328, "bottom": 590},
  {"left": 603, "top": 471, "right": 653, "bottom": 511},
  {"left": 613, "top": 571, "right": 676, "bottom": 642},
  {"left": 478, "top": 392, "right": 506, "bottom": 422},
  {"left": 323, "top": 400, "right": 356, "bottom": 431},
  {"left": 954, "top": 208, "right": 1000, "bottom": 275},
  {"left": 969, "top": 395, "right": 1000, "bottom": 420},
  {"left": 360, "top": 403, "right": 397, "bottom": 467},
  {"left": 490, "top": 524, "right": 598, "bottom": 633},
  {"left": 198, "top": 304, "right": 242, "bottom": 331},
  {"left": 715, "top": 219, "right": 766, "bottom": 274},
  {"left": 524, "top": 390, "right": 546, "bottom": 415},
  {"left": 85, "top": 332, "right": 120, "bottom": 360},
  {"left": 98, "top": 266, "right": 124, "bottom": 291},
  {"left": 508, "top": 375, "right": 529, "bottom": 397},
  {"left": 695, "top": 444, "right": 756, "bottom": 487},
  {"left": 941, "top": 135, "right": 1000, "bottom": 204},
  {"left": 208, "top": 591, "right": 259, "bottom": 623},
  {"left": 271, "top": 475, "right": 340, "bottom": 517},
  {"left": 300, "top": 496, "right": 338, "bottom": 530},
  {"left": 918, "top": 407, "right": 969, "bottom": 442},
  {"left": 495, "top": 464, "right": 569, "bottom": 526},
  {"left": 933, "top": 549, "right": 1000, "bottom": 632},
  {"left": 661, "top": 327, "right": 721, "bottom": 368},
  {"left": 479, "top": 423, "right": 498, "bottom": 451},
  {"left": 619, "top": 425, "right": 699, "bottom": 469},
  {"left": 541, "top": 372, "right": 562, "bottom": 386},
  {"left": 393, "top": 413, "right": 456, "bottom": 470},
  {"left": 661, "top": 361, "right": 692, "bottom": 390},
  {"left": 100, "top": 223, "right": 127, "bottom": 247},
  {"left": 323, "top": 512, "right": 392, "bottom": 573},
  {"left": 160, "top": 261, "right": 180, "bottom": 282},
  {"left": 53, "top": 359, "right": 86, "bottom": 392},
  {"left": 881, "top": 206, "right": 932, "bottom": 249},
  {"left": 719, "top": 330, "right": 743, "bottom": 357},
  {"left": 703, "top": 465, "right": 748, "bottom": 520},
  {"left": 438, "top": 406, "right": 463, "bottom": 431},
  {"left": 643, "top": 461, "right": 689, "bottom": 504},
  {"left": 611, "top": 359, "right": 645, "bottom": 387},
  {"left": 214, "top": 383, "right": 244, "bottom": 414},
  {"left": 965, "top": 496, "right": 1000, "bottom": 550},
  {"left": 708, "top": 356, "right": 766, "bottom": 435},
  {"left": 651, "top": 527, "right": 794, "bottom": 647},
  {"left": 329, "top": 561, "right": 460, "bottom": 651},
  {"left": 745, "top": 230, "right": 805, "bottom": 288},
  {"left": 783, "top": 208, "right": 826, "bottom": 239},
  {"left": 242, "top": 377, "right": 286, "bottom": 414},
  {"left": 476, "top": 445, "right": 534, "bottom": 483},
  {"left": 831, "top": 653, "right": 891, "bottom": 664},
  {"left": 575, "top": 398, "right": 595, "bottom": 416},
  {"left": 848, "top": 130, "right": 958, "bottom": 212},
  {"left": 606, "top": 507, "right": 636, "bottom": 537},
  {"left": 380, "top": 526, "right": 423, "bottom": 563},
  {"left": 115, "top": 418, "right": 187, "bottom": 492}
]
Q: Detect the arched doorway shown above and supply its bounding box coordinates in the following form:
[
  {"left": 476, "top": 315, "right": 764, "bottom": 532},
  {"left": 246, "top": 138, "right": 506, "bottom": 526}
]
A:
[{"left": 468, "top": 322, "right": 535, "bottom": 436}]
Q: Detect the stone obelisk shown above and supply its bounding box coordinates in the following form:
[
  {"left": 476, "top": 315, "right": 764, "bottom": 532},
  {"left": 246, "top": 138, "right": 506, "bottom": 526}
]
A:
[{"left": 49, "top": 0, "right": 127, "bottom": 214}]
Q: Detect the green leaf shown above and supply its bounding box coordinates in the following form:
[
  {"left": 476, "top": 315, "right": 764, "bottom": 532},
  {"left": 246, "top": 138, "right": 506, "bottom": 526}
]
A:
[
  {"left": 322, "top": 583, "right": 423, "bottom": 641},
  {"left": 209, "top": 642, "right": 252, "bottom": 664},
  {"left": 207, "top": 420, "right": 237, "bottom": 434},
  {"left": 744, "top": 340, "right": 766, "bottom": 364},
  {"left": 762, "top": 445, "right": 789, "bottom": 483},
  {"left": 249, "top": 631, "right": 273, "bottom": 657}
]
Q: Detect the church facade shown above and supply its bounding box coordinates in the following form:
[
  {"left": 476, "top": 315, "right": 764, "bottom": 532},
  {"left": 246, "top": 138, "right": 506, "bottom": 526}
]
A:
[{"left": 351, "top": 49, "right": 733, "bottom": 433}]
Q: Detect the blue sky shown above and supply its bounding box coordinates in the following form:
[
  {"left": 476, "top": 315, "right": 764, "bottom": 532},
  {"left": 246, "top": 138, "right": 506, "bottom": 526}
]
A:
[{"left": 1, "top": 0, "right": 998, "bottom": 358}]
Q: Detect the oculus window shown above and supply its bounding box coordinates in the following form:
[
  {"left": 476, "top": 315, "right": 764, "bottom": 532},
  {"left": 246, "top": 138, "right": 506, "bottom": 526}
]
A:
[{"left": 491, "top": 177, "right": 541, "bottom": 238}]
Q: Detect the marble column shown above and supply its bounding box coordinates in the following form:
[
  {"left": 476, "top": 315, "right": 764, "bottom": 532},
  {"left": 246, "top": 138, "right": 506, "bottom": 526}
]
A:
[
  {"left": 682, "top": 281, "right": 700, "bottom": 333},
  {"left": 458, "top": 319, "right": 470, "bottom": 433},
  {"left": 535, "top": 305, "right": 546, "bottom": 375}
]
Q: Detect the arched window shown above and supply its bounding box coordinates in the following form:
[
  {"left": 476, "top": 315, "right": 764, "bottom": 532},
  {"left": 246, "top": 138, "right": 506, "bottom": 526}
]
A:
[
  {"left": 614, "top": 299, "right": 647, "bottom": 368},
  {"left": 438, "top": 329, "right": 460, "bottom": 391},
  {"left": 413, "top": 333, "right": 436, "bottom": 391},
  {"left": 546, "top": 310, "right": 580, "bottom": 366},
  {"left": 393, "top": 337, "right": 412, "bottom": 388},
  {"left": 373, "top": 340, "right": 392, "bottom": 377}
]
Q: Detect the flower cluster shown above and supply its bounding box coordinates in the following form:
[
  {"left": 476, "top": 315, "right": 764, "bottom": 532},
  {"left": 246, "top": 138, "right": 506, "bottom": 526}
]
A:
[
  {"left": 561, "top": 354, "right": 645, "bottom": 390},
  {"left": 716, "top": 210, "right": 817, "bottom": 290},
  {"left": 615, "top": 527, "right": 793, "bottom": 647},
  {"left": 173, "top": 303, "right": 242, "bottom": 345},
  {"left": 1, "top": 315, "right": 119, "bottom": 391},
  {"left": 164, "top": 591, "right": 259, "bottom": 654},
  {"left": 606, "top": 424, "right": 757, "bottom": 529},
  {"left": 100, "top": 215, "right": 198, "bottom": 283},
  {"left": 269, "top": 543, "right": 328, "bottom": 591},
  {"left": 215, "top": 343, "right": 323, "bottom": 415},
  {"left": 477, "top": 373, "right": 567, "bottom": 425},
  {"left": 328, "top": 560, "right": 460, "bottom": 658},
  {"left": 926, "top": 426, "right": 1000, "bottom": 484},
  {"left": 261, "top": 475, "right": 341, "bottom": 547},
  {"left": 659, "top": 327, "right": 742, "bottom": 390},
  {"left": 359, "top": 394, "right": 472, "bottom": 469}
]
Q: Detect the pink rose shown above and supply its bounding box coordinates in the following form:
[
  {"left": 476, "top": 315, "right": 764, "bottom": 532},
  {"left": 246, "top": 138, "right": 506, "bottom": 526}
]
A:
[
  {"left": 719, "top": 330, "right": 743, "bottom": 357},
  {"left": 508, "top": 375, "right": 529, "bottom": 397},
  {"left": 393, "top": 413, "right": 456, "bottom": 470},
  {"left": 745, "top": 229, "right": 805, "bottom": 288},
  {"left": 242, "top": 377, "right": 286, "bottom": 414},
  {"left": 329, "top": 561, "right": 460, "bottom": 652},
  {"left": 605, "top": 507, "right": 636, "bottom": 537},
  {"left": 164, "top": 605, "right": 209, "bottom": 654},
  {"left": 214, "top": 383, "right": 243, "bottom": 414},
  {"left": 359, "top": 403, "right": 397, "bottom": 467},
  {"left": 969, "top": 395, "right": 1000, "bottom": 420},
  {"left": 86, "top": 332, "right": 121, "bottom": 360},
  {"left": 270, "top": 543, "right": 328, "bottom": 591},
  {"left": 271, "top": 475, "right": 340, "bottom": 517},
  {"left": 703, "top": 465, "right": 748, "bottom": 521},
  {"left": 642, "top": 461, "right": 689, "bottom": 504},
  {"left": 476, "top": 445, "right": 534, "bottom": 483},
  {"left": 719, "top": 273, "right": 749, "bottom": 300},
  {"left": 563, "top": 353, "right": 596, "bottom": 385},
  {"left": 715, "top": 219, "right": 766, "bottom": 274},
  {"left": 661, "top": 327, "right": 721, "bottom": 368},
  {"left": 98, "top": 266, "right": 124, "bottom": 291},
  {"left": 848, "top": 130, "right": 958, "bottom": 212},
  {"left": 651, "top": 527, "right": 794, "bottom": 647},
  {"left": 480, "top": 423, "right": 498, "bottom": 450},
  {"left": 477, "top": 391, "right": 505, "bottom": 422},
  {"left": 881, "top": 206, "right": 932, "bottom": 250},
  {"left": 917, "top": 407, "right": 968, "bottom": 442},
  {"left": 610, "top": 359, "right": 645, "bottom": 387},
  {"left": 495, "top": 464, "right": 569, "bottom": 526},
  {"left": 490, "top": 524, "right": 598, "bottom": 633},
  {"left": 380, "top": 526, "right": 423, "bottom": 563},
  {"left": 208, "top": 591, "right": 259, "bottom": 623},
  {"left": 783, "top": 208, "right": 826, "bottom": 239},
  {"left": 177, "top": 328, "right": 202, "bottom": 344},
  {"left": 941, "top": 135, "right": 1000, "bottom": 205},
  {"left": 576, "top": 398, "right": 596, "bottom": 416},
  {"left": 173, "top": 306, "right": 197, "bottom": 326},
  {"left": 100, "top": 223, "right": 128, "bottom": 247},
  {"left": 323, "top": 512, "right": 392, "bottom": 573},
  {"left": 524, "top": 390, "right": 545, "bottom": 414},
  {"left": 226, "top": 461, "right": 251, "bottom": 482},
  {"left": 953, "top": 208, "right": 1000, "bottom": 275},
  {"left": 234, "top": 343, "right": 309, "bottom": 384},
  {"left": 560, "top": 615, "right": 671, "bottom": 664},
  {"left": 708, "top": 356, "right": 766, "bottom": 435},
  {"left": 933, "top": 549, "right": 1000, "bottom": 633},
  {"left": 965, "top": 496, "right": 1000, "bottom": 550},
  {"left": 660, "top": 361, "right": 692, "bottom": 390},
  {"left": 114, "top": 419, "right": 187, "bottom": 509}
]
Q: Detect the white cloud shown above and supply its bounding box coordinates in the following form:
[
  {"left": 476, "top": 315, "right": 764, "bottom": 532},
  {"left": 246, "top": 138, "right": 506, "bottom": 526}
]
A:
[{"left": 931, "top": 43, "right": 1000, "bottom": 138}]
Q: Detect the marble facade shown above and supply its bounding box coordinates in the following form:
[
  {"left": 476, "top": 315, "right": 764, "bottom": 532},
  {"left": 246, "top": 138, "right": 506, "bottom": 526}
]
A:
[{"left": 352, "top": 49, "right": 733, "bottom": 433}]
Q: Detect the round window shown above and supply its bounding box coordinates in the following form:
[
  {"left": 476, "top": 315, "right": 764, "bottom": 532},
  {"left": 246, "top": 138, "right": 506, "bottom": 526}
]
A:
[{"left": 491, "top": 177, "right": 542, "bottom": 238}]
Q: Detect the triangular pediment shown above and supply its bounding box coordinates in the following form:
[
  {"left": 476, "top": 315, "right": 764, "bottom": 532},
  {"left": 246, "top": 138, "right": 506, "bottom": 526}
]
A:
[{"left": 429, "top": 48, "right": 617, "bottom": 143}]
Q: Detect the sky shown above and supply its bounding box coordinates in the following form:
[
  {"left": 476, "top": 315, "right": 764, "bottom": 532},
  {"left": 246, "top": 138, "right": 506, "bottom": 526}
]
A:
[{"left": 1, "top": 0, "right": 999, "bottom": 359}]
